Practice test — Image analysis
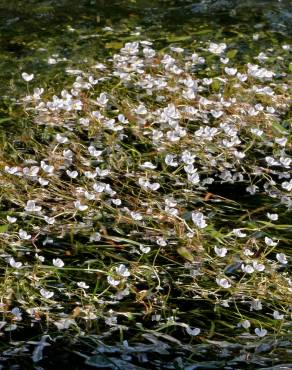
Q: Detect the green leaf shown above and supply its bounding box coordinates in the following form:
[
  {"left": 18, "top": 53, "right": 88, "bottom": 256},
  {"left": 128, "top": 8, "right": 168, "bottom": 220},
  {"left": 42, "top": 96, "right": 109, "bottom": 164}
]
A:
[
  {"left": 0, "top": 224, "right": 9, "bottom": 233},
  {"left": 0, "top": 118, "right": 12, "bottom": 124},
  {"left": 167, "top": 35, "right": 191, "bottom": 42},
  {"left": 177, "top": 247, "right": 194, "bottom": 262},
  {"left": 211, "top": 79, "right": 221, "bottom": 91},
  {"left": 105, "top": 41, "right": 123, "bottom": 49},
  {"left": 272, "top": 121, "right": 288, "bottom": 134},
  {"left": 226, "top": 49, "right": 238, "bottom": 59}
]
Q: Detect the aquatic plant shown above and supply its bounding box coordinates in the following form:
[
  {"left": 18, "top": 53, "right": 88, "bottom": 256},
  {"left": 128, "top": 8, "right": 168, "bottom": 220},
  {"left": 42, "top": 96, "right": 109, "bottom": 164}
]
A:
[{"left": 0, "top": 38, "right": 291, "bottom": 368}]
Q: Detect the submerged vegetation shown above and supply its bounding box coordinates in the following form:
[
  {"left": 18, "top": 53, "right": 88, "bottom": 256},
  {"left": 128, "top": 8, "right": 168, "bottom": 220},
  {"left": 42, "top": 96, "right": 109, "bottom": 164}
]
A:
[{"left": 0, "top": 1, "right": 291, "bottom": 369}]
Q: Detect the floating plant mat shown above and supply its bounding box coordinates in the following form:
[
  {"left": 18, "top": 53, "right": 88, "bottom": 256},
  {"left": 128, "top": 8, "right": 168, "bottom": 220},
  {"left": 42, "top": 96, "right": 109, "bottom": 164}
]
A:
[{"left": 0, "top": 0, "right": 291, "bottom": 369}]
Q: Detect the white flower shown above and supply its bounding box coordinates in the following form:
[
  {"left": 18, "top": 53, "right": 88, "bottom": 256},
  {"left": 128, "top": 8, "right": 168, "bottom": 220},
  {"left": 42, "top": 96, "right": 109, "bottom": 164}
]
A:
[
  {"left": 52, "top": 258, "right": 64, "bottom": 268},
  {"left": 140, "top": 161, "right": 156, "bottom": 169},
  {"left": 250, "top": 299, "right": 262, "bottom": 311},
  {"left": 96, "top": 167, "right": 110, "bottom": 177},
  {"left": 139, "top": 245, "right": 151, "bottom": 254},
  {"left": 139, "top": 178, "right": 160, "bottom": 191},
  {"left": 40, "top": 288, "right": 54, "bottom": 299},
  {"left": 243, "top": 248, "right": 254, "bottom": 256},
  {"left": 165, "top": 198, "right": 177, "bottom": 208},
  {"left": 275, "top": 137, "right": 287, "bottom": 147},
  {"left": 117, "top": 114, "right": 129, "bottom": 124},
  {"left": 253, "top": 261, "right": 265, "bottom": 272},
  {"left": 112, "top": 198, "right": 121, "bottom": 206},
  {"left": 9, "top": 257, "right": 22, "bottom": 269},
  {"left": 151, "top": 314, "right": 161, "bottom": 321},
  {"left": 250, "top": 128, "right": 263, "bottom": 137},
  {"left": 208, "top": 42, "right": 226, "bottom": 54},
  {"left": 90, "top": 232, "right": 101, "bottom": 242},
  {"left": 54, "top": 318, "right": 75, "bottom": 330},
  {"left": 107, "top": 276, "right": 120, "bottom": 286},
  {"left": 25, "top": 200, "right": 42, "bottom": 212},
  {"left": 116, "top": 264, "right": 130, "bottom": 277},
  {"left": 239, "top": 320, "right": 251, "bottom": 329},
  {"left": 273, "top": 310, "right": 284, "bottom": 320},
  {"left": 5, "top": 165, "right": 19, "bottom": 175},
  {"left": 266, "top": 106, "right": 275, "bottom": 114},
  {"left": 7, "top": 216, "right": 17, "bottom": 223},
  {"left": 219, "top": 57, "right": 229, "bottom": 64},
  {"left": 267, "top": 213, "right": 278, "bottom": 221},
  {"left": 216, "top": 278, "right": 231, "bottom": 289},
  {"left": 44, "top": 216, "right": 55, "bottom": 225},
  {"left": 84, "top": 171, "right": 97, "bottom": 179},
  {"left": 224, "top": 67, "right": 237, "bottom": 76},
  {"left": 276, "top": 253, "right": 287, "bottom": 264},
  {"left": 186, "top": 327, "right": 201, "bottom": 336},
  {"left": 233, "top": 229, "right": 247, "bottom": 238},
  {"left": 255, "top": 328, "right": 267, "bottom": 337},
  {"left": 96, "top": 92, "right": 108, "bottom": 106},
  {"left": 11, "top": 307, "right": 22, "bottom": 321},
  {"left": 93, "top": 182, "right": 106, "bottom": 193},
  {"left": 255, "top": 103, "right": 264, "bottom": 111},
  {"left": 48, "top": 57, "right": 57, "bottom": 64},
  {"left": 22, "top": 72, "right": 34, "bottom": 82},
  {"left": 184, "top": 164, "right": 197, "bottom": 175},
  {"left": 156, "top": 237, "right": 167, "bottom": 246},
  {"left": 202, "top": 78, "right": 213, "bottom": 86},
  {"left": 130, "top": 211, "right": 142, "bottom": 221},
  {"left": 40, "top": 161, "right": 54, "bottom": 174},
  {"left": 23, "top": 166, "right": 39, "bottom": 177},
  {"left": 264, "top": 237, "right": 278, "bottom": 247},
  {"left": 19, "top": 229, "right": 31, "bottom": 240},
  {"left": 152, "top": 129, "right": 163, "bottom": 143},
  {"left": 282, "top": 180, "right": 292, "bottom": 192},
  {"left": 241, "top": 264, "right": 254, "bottom": 274},
  {"left": 214, "top": 246, "right": 228, "bottom": 257},
  {"left": 121, "top": 41, "right": 139, "bottom": 55},
  {"left": 246, "top": 185, "right": 258, "bottom": 195},
  {"left": 88, "top": 146, "right": 103, "bottom": 157},
  {"left": 248, "top": 107, "right": 259, "bottom": 116},
  {"left": 38, "top": 177, "right": 49, "bottom": 186},
  {"left": 35, "top": 254, "right": 45, "bottom": 262},
  {"left": 165, "top": 206, "right": 178, "bottom": 216},
  {"left": 84, "top": 191, "right": 95, "bottom": 200},
  {"left": 165, "top": 154, "right": 178, "bottom": 167},
  {"left": 74, "top": 201, "right": 88, "bottom": 211},
  {"left": 265, "top": 156, "right": 279, "bottom": 166},
  {"left": 186, "top": 167, "right": 200, "bottom": 184},
  {"left": 66, "top": 170, "right": 78, "bottom": 179},
  {"left": 63, "top": 149, "right": 73, "bottom": 160},
  {"left": 150, "top": 182, "right": 160, "bottom": 191},
  {"left": 191, "top": 212, "right": 207, "bottom": 229},
  {"left": 210, "top": 110, "right": 223, "bottom": 118},
  {"left": 279, "top": 157, "right": 291, "bottom": 168},
  {"left": 181, "top": 150, "right": 195, "bottom": 165},
  {"left": 77, "top": 281, "right": 89, "bottom": 289},
  {"left": 237, "top": 72, "right": 247, "bottom": 82},
  {"left": 135, "top": 104, "right": 147, "bottom": 115},
  {"left": 56, "top": 133, "right": 69, "bottom": 144}
]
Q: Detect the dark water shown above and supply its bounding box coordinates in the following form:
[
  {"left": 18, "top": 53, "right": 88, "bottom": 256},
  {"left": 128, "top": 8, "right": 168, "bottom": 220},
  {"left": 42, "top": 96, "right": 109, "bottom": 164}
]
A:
[
  {"left": 0, "top": 0, "right": 290, "bottom": 141},
  {"left": 0, "top": 0, "right": 291, "bottom": 100}
]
